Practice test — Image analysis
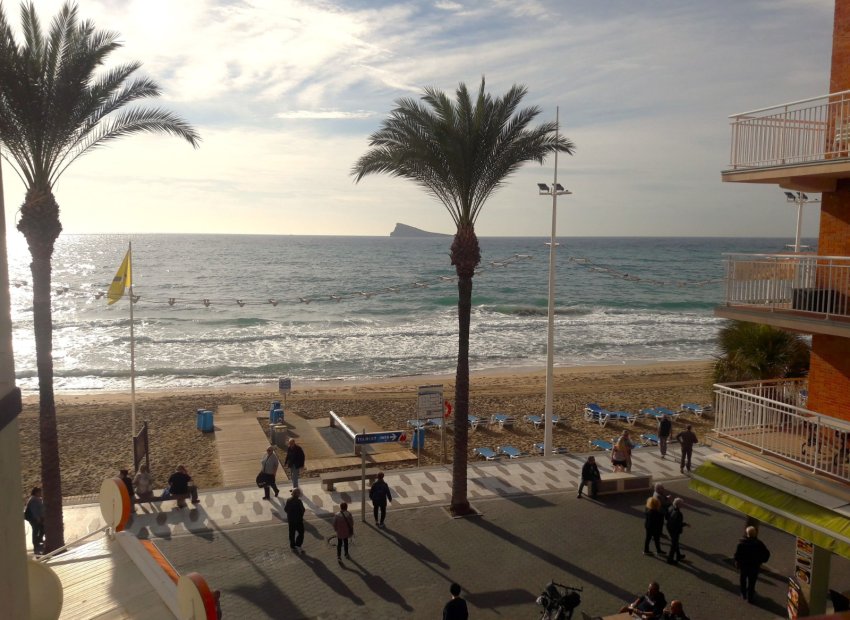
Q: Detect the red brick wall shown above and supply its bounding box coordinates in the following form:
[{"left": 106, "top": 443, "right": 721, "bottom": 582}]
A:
[
  {"left": 818, "top": 181, "right": 850, "bottom": 258},
  {"left": 831, "top": 0, "right": 850, "bottom": 92},
  {"left": 808, "top": 334, "right": 850, "bottom": 421}
]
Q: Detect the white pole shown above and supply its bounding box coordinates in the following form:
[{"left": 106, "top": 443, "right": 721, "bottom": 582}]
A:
[
  {"left": 543, "top": 108, "right": 559, "bottom": 457},
  {"left": 794, "top": 195, "right": 804, "bottom": 253},
  {"left": 128, "top": 241, "right": 136, "bottom": 436}
]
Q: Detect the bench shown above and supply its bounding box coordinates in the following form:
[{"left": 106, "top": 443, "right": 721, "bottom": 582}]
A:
[
  {"left": 595, "top": 472, "right": 653, "bottom": 496},
  {"left": 321, "top": 468, "right": 382, "bottom": 491}
]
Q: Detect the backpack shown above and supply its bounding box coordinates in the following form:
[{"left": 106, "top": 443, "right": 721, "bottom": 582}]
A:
[{"left": 24, "top": 503, "right": 33, "bottom": 522}]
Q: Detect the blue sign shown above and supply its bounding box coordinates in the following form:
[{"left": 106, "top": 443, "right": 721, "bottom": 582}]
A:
[{"left": 355, "top": 431, "right": 407, "bottom": 445}]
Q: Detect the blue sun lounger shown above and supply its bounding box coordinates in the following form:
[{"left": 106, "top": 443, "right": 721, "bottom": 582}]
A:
[
  {"left": 607, "top": 410, "right": 638, "bottom": 425},
  {"left": 681, "top": 403, "right": 712, "bottom": 417},
  {"left": 473, "top": 447, "right": 498, "bottom": 460},
  {"left": 468, "top": 415, "right": 489, "bottom": 430},
  {"left": 641, "top": 433, "right": 660, "bottom": 446},
  {"left": 534, "top": 443, "right": 569, "bottom": 455},
  {"left": 642, "top": 406, "right": 680, "bottom": 420},
  {"left": 590, "top": 439, "right": 613, "bottom": 451},
  {"left": 584, "top": 404, "right": 611, "bottom": 427},
  {"left": 497, "top": 445, "right": 523, "bottom": 458},
  {"left": 524, "top": 414, "right": 560, "bottom": 429},
  {"left": 407, "top": 419, "right": 428, "bottom": 429},
  {"left": 491, "top": 413, "right": 516, "bottom": 429},
  {"left": 425, "top": 417, "right": 444, "bottom": 429}
]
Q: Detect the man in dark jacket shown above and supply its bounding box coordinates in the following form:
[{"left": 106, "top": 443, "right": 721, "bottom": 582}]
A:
[
  {"left": 167, "top": 465, "right": 200, "bottom": 507},
  {"left": 734, "top": 526, "right": 771, "bottom": 602},
  {"left": 284, "top": 438, "right": 306, "bottom": 488},
  {"left": 666, "top": 498, "right": 687, "bottom": 565},
  {"left": 577, "top": 455, "right": 601, "bottom": 499},
  {"left": 369, "top": 472, "right": 393, "bottom": 527},
  {"left": 675, "top": 425, "right": 699, "bottom": 474},
  {"left": 283, "top": 488, "right": 306, "bottom": 552},
  {"left": 24, "top": 487, "right": 45, "bottom": 553}
]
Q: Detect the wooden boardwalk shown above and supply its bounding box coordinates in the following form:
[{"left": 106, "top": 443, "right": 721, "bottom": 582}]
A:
[{"left": 215, "top": 404, "right": 274, "bottom": 488}]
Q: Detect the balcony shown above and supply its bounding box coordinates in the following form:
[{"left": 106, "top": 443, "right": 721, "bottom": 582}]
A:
[
  {"left": 722, "top": 90, "right": 850, "bottom": 191},
  {"left": 713, "top": 379, "right": 850, "bottom": 486},
  {"left": 716, "top": 253, "right": 850, "bottom": 336}
]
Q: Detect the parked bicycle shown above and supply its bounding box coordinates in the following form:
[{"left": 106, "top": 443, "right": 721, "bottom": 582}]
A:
[{"left": 536, "top": 580, "right": 582, "bottom": 620}]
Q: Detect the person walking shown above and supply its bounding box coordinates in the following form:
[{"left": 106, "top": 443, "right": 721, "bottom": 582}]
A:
[
  {"left": 284, "top": 488, "right": 306, "bottom": 552},
  {"left": 333, "top": 502, "right": 354, "bottom": 561},
  {"left": 657, "top": 414, "right": 672, "bottom": 459},
  {"left": 260, "top": 446, "right": 280, "bottom": 500},
  {"left": 284, "top": 438, "right": 306, "bottom": 488},
  {"left": 665, "top": 498, "right": 688, "bottom": 565},
  {"left": 643, "top": 496, "right": 665, "bottom": 556},
  {"left": 734, "top": 526, "right": 771, "bottom": 603},
  {"left": 618, "top": 430, "right": 635, "bottom": 472},
  {"left": 133, "top": 464, "right": 155, "bottom": 503},
  {"left": 653, "top": 483, "right": 672, "bottom": 513},
  {"left": 24, "top": 487, "right": 45, "bottom": 554},
  {"left": 611, "top": 435, "right": 630, "bottom": 472},
  {"left": 577, "top": 455, "right": 601, "bottom": 499},
  {"left": 443, "top": 582, "right": 469, "bottom": 620},
  {"left": 368, "top": 472, "right": 393, "bottom": 527},
  {"left": 675, "top": 425, "right": 699, "bottom": 474}
]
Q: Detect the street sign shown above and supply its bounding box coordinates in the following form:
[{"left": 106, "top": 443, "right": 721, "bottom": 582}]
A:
[
  {"left": 278, "top": 377, "right": 292, "bottom": 395},
  {"left": 354, "top": 430, "right": 407, "bottom": 445}
]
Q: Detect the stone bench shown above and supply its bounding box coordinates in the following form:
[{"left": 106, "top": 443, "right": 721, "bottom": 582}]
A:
[
  {"left": 596, "top": 472, "right": 653, "bottom": 496},
  {"left": 321, "top": 468, "right": 382, "bottom": 491}
]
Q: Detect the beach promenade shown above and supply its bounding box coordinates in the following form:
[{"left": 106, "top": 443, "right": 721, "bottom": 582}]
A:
[{"left": 47, "top": 443, "right": 850, "bottom": 618}]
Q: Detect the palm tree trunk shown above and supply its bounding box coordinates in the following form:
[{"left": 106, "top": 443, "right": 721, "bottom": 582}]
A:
[
  {"left": 18, "top": 188, "right": 65, "bottom": 551},
  {"left": 450, "top": 225, "right": 480, "bottom": 516}
]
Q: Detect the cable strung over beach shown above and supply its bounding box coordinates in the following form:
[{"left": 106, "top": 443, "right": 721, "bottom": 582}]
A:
[
  {"left": 44, "top": 253, "right": 536, "bottom": 307},
  {"left": 566, "top": 257, "right": 723, "bottom": 288}
]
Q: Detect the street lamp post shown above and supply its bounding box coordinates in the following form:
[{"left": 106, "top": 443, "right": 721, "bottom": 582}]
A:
[
  {"left": 537, "top": 107, "right": 571, "bottom": 457},
  {"left": 783, "top": 191, "right": 820, "bottom": 253}
]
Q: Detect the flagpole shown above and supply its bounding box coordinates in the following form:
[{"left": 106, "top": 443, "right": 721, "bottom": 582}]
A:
[{"left": 128, "top": 242, "right": 136, "bottom": 437}]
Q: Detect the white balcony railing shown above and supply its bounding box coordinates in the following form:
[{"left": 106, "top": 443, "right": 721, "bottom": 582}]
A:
[
  {"left": 714, "top": 379, "right": 850, "bottom": 483},
  {"left": 728, "top": 90, "right": 850, "bottom": 169},
  {"left": 723, "top": 253, "right": 850, "bottom": 319}
]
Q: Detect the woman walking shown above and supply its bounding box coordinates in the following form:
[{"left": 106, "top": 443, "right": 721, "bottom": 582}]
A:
[
  {"left": 644, "top": 496, "right": 664, "bottom": 556},
  {"left": 333, "top": 502, "right": 354, "bottom": 561}
]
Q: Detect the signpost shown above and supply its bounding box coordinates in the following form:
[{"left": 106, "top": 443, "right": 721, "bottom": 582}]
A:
[
  {"left": 417, "top": 385, "right": 443, "bottom": 466},
  {"left": 278, "top": 377, "right": 292, "bottom": 410}
]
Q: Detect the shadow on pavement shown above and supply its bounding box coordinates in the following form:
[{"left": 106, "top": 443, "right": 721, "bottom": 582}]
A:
[
  {"left": 301, "top": 553, "right": 365, "bottom": 606},
  {"left": 465, "top": 587, "right": 536, "bottom": 610},
  {"left": 344, "top": 556, "right": 413, "bottom": 612},
  {"left": 376, "top": 524, "right": 450, "bottom": 569}
]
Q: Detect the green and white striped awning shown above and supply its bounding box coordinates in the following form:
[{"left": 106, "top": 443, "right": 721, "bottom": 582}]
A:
[{"left": 690, "top": 459, "right": 850, "bottom": 559}]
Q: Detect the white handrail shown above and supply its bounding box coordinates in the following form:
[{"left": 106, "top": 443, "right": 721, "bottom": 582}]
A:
[{"left": 728, "top": 89, "right": 850, "bottom": 119}]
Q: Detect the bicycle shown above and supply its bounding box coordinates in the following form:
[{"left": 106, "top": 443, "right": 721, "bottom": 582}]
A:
[{"left": 535, "top": 580, "right": 583, "bottom": 620}]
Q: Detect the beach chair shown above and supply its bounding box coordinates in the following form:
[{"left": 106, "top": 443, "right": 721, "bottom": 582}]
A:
[
  {"left": 407, "top": 419, "right": 428, "bottom": 429},
  {"left": 584, "top": 404, "right": 611, "bottom": 427},
  {"left": 473, "top": 447, "right": 498, "bottom": 460},
  {"left": 497, "top": 445, "right": 524, "bottom": 459},
  {"left": 468, "top": 415, "right": 489, "bottom": 430},
  {"left": 524, "top": 414, "right": 543, "bottom": 429},
  {"left": 607, "top": 410, "right": 638, "bottom": 426},
  {"left": 534, "top": 442, "right": 569, "bottom": 455},
  {"left": 681, "top": 403, "right": 712, "bottom": 417},
  {"left": 425, "top": 417, "right": 444, "bottom": 429},
  {"left": 589, "top": 439, "right": 613, "bottom": 451},
  {"left": 641, "top": 433, "right": 660, "bottom": 446},
  {"left": 641, "top": 406, "right": 680, "bottom": 420},
  {"left": 491, "top": 413, "right": 516, "bottom": 429}
]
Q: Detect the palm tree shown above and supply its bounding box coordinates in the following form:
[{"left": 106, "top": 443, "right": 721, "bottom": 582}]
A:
[
  {"left": 352, "top": 78, "right": 574, "bottom": 515},
  {"left": 0, "top": 1, "right": 199, "bottom": 551},
  {"left": 713, "top": 320, "right": 810, "bottom": 383}
]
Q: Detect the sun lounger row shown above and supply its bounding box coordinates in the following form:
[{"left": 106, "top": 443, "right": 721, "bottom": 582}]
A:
[
  {"left": 640, "top": 406, "right": 681, "bottom": 420},
  {"left": 473, "top": 445, "right": 526, "bottom": 460},
  {"left": 533, "top": 443, "right": 569, "bottom": 455},
  {"left": 584, "top": 404, "right": 638, "bottom": 427},
  {"left": 468, "top": 413, "right": 519, "bottom": 430},
  {"left": 680, "top": 403, "right": 712, "bottom": 417},
  {"left": 589, "top": 437, "right": 647, "bottom": 451},
  {"left": 523, "top": 414, "right": 561, "bottom": 429},
  {"left": 407, "top": 417, "right": 446, "bottom": 430}
]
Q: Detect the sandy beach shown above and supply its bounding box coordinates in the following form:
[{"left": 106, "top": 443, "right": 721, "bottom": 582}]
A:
[{"left": 17, "top": 360, "right": 716, "bottom": 499}]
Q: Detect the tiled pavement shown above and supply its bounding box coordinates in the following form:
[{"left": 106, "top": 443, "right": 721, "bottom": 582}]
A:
[{"left": 60, "top": 444, "right": 711, "bottom": 543}]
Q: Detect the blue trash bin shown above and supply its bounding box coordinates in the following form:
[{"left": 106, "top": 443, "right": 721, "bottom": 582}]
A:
[
  {"left": 200, "top": 410, "right": 214, "bottom": 432},
  {"left": 411, "top": 428, "right": 425, "bottom": 449},
  {"left": 271, "top": 408, "right": 284, "bottom": 424},
  {"left": 269, "top": 401, "right": 281, "bottom": 420},
  {"left": 196, "top": 408, "right": 205, "bottom": 430}
]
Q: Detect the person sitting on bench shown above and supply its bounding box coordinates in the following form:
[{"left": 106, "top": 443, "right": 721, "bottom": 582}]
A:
[{"left": 164, "top": 465, "right": 200, "bottom": 507}]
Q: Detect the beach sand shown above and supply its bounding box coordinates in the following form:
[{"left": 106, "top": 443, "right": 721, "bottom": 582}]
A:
[{"left": 17, "top": 360, "right": 716, "bottom": 499}]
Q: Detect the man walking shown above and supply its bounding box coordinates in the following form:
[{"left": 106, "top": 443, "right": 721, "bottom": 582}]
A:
[
  {"left": 657, "top": 414, "right": 672, "bottom": 459},
  {"left": 675, "top": 425, "right": 699, "bottom": 474},
  {"left": 665, "top": 498, "right": 688, "bottom": 565},
  {"left": 734, "top": 526, "right": 771, "bottom": 603},
  {"left": 369, "top": 471, "right": 393, "bottom": 527},
  {"left": 284, "top": 438, "right": 306, "bottom": 488},
  {"left": 260, "top": 446, "right": 280, "bottom": 500},
  {"left": 577, "top": 455, "right": 601, "bottom": 499},
  {"left": 24, "top": 487, "right": 45, "bottom": 554},
  {"left": 284, "top": 488, "right": 306, "bottom": 552}
]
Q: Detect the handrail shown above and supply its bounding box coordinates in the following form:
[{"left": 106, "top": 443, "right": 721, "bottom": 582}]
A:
[
  {"left": 37, "top": 525, "right": 111, "bottom": 562},
  {"left": 328, "top": 410, "right": 356, "bottom": 440},
  {"left": 729, "top": 88, "right": 850, "bottom": 119}
]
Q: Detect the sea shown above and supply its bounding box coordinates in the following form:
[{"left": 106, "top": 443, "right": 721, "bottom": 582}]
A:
[{"left": 5, "top": 234, "right": 814, "bottom": 394}]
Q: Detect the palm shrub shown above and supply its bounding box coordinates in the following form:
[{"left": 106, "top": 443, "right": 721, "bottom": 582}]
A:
[{"left": 713, "top": 320, "right": 810, "bottom": 383}]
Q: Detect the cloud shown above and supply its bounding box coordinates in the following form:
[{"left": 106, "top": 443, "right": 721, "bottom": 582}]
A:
[{"left": 275, "top": 110, "right": 373, "bottom": 119}]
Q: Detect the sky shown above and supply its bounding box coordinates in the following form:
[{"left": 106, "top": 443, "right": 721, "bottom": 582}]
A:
[{"left": 0, "top": 0, "right": 838, "bottom": 238}]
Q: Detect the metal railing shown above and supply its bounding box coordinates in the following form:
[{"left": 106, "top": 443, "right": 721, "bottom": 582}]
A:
[
  {"left": 714, "top": 379, "right": 850, "bottom": 482},
  {"left": 722, "top": 253, "right": 850, "bottom": 319},
  {"left": 728, "top": 90, "right": 850, "bottom": 169}
]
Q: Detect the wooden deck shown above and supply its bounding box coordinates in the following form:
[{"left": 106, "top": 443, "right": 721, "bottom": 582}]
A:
[{"left": 215, "top": 404, "right": 276, "bottom": 488}]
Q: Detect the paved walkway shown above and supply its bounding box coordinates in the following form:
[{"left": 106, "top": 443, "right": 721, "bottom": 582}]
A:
[
  {"left": 214, "top": 404, "right": 274, "bottom": 487},
  {"left": 60, "top": 444, "right": 711, "bottom": 543}
]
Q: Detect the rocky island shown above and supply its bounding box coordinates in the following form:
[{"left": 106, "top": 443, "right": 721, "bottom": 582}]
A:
[{"left": 389, "top": 223, "right": 450, "bottom": 237}]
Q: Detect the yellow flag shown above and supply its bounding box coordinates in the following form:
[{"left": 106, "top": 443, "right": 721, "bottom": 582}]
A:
[{"left": 107, "top": 249, "right": 132, "bottom": 305}]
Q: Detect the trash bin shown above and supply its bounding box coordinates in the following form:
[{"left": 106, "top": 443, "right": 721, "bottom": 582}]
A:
[
  {"left": 269, "top": 401, "right": 281, "bottom": 420},
  {"left": 411, "top": 428, "right": 425, "bottom": 449},
  {"left": 272, "top": 424, "right": 287, "bottom": 447},
  {"left": 271, "top": 408, "right": 284, "bottom": 424},
  {"left": 196, "top": 408, "right": 206, "bottom": 430},
  {"left": 200, "top": 409, "right": 214, "bottom": 432}
]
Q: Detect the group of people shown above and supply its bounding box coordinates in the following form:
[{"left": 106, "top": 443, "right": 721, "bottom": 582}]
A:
[
  {"left": 620, "top": 582, "right": 689, "bottom": 619},
  {"left": 257, "top": 438, "right": 306, "bottom": 500},
  {"left": 655, "top": 415, "right": 699, "bottom": 474},
  {"left": 118, "top": 464, "right": 201, "bottom": 508},
  {"left": 643, "top": 484, "right": 688, "bottom": 565}
]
